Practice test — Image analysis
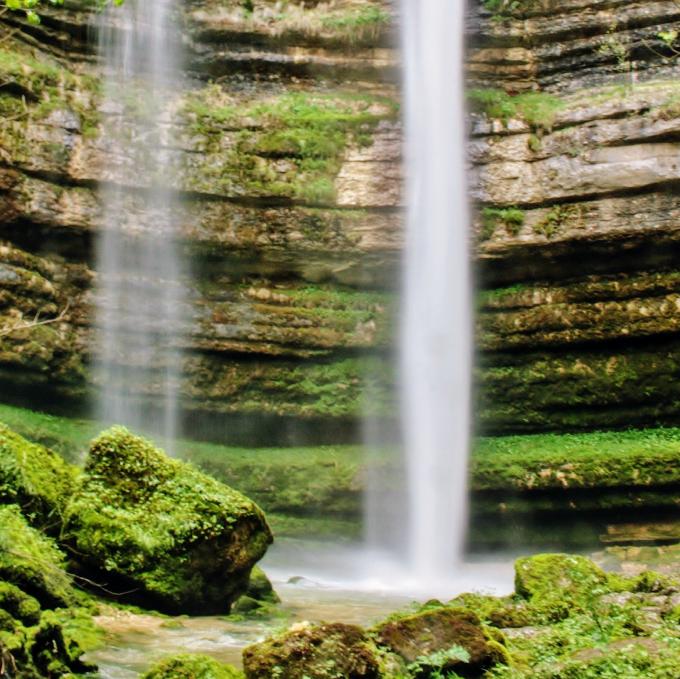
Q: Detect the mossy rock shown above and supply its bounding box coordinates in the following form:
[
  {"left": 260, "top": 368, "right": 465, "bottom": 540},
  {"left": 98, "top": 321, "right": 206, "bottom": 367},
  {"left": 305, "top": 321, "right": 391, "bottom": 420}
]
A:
[
  {"left": 243, "top": 622, "right": 381, "bottom": 679},
  {"left": 142, "top": 653, "right": 243, "bottom": 679},
  {"left": 514, "top": 553, "right": 612, "bottom": 620},
  {"left": 373, "top": 606, "right": 505, "bottom": 675},
  {"left": 62, "top": 427, "right": 273, "bottom": 614},
  {"left": 0, "top": 505, "right": 76, "bottom": 609},
  {"left": 0, "top": 424, "right": 78, "bottom": 531},
  {"left": 244, "top": 565, "right": 280, "bottom": 604}
]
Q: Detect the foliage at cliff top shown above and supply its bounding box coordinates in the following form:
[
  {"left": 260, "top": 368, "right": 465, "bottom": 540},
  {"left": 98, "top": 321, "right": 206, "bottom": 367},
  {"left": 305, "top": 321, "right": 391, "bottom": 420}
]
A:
[
  {"left": 0, "top": 423, "right": 78, "bottom": 531},
  {"left": 62, "top": 426, "right": 273, "bottom": 614}
]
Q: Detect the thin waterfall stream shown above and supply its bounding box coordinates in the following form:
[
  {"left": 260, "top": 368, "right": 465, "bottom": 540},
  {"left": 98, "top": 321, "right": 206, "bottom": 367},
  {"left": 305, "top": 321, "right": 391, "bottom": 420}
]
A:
[{"left": 93, "top": 0, "right": 186, "bottom": 451}]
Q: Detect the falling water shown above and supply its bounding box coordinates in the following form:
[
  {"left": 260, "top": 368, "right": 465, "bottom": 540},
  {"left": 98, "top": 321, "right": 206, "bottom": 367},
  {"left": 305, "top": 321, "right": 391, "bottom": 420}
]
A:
[
  {"left": 365, "top": 0, "right": 472, "bottom": 584},
  {"left": 400, "top": 0, "right": 472, "bottom": 579},
  {"left": 93, "top": 0, "right": 185, "bottom": 451}
]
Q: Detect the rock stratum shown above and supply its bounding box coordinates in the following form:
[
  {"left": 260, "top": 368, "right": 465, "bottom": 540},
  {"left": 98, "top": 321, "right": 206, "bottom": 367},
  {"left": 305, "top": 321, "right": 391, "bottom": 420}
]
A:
[{"left": 2, "top": 0, "right": 680, "bottom": 440}]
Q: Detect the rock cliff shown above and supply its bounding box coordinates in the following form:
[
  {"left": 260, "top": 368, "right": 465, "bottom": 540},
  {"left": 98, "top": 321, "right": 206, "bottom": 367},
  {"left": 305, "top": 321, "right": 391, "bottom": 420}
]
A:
[{"left": 2, "top": 0, "right": 680, "bottom": 439}]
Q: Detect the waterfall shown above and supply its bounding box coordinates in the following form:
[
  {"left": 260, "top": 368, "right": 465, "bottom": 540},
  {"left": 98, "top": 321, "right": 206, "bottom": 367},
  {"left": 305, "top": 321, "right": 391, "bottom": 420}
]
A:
[
  {"left": 365, "top": 0, "right": 472, "bottom": 584},
  {"left": 400, "top": 0, "right": 472, "bottom": 579},
  {"left": 93, "top": 0, "right": 186, "bottom": 452}
]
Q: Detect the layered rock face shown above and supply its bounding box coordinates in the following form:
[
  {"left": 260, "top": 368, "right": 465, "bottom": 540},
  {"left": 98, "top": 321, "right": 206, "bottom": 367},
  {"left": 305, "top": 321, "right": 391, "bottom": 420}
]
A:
[{"left": 2, "top": 0, "right": 680, "bottom": 439}]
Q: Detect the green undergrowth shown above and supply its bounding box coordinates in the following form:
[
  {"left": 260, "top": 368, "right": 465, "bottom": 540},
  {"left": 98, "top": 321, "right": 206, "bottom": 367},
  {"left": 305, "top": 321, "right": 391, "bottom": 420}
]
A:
[
  {"left": 474, "top": 429, "right": 680, "bottom": 491},
  {"left": 1, "top": 403, "right": 679, "bottom": 528},
  {"left": 184, "top": 87, "right": 398, "bottom": 203}
]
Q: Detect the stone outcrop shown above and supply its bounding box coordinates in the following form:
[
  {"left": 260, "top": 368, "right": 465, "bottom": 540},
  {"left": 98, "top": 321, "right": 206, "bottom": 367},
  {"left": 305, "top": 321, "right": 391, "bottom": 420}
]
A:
[{"left": 3, "top": 1, "right": 680, "bottom": 438}]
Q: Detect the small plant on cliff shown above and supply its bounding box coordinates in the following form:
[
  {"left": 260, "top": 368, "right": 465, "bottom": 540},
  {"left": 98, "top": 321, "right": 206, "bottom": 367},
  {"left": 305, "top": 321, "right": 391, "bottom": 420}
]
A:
[
  {"left": 482, "top": 0, "right": 540, "bottom": 21},
  {"left": 468, "top": 88, "right": 563, "bottom": 132},
  {"left": 481, "top": 207, "right": 525, "bottom": 240}
]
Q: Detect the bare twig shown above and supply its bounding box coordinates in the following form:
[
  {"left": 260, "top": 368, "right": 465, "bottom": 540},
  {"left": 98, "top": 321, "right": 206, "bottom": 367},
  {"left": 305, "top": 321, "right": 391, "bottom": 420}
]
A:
[{"left": 0, "top": 302, "right": 70, "bottom": 338}]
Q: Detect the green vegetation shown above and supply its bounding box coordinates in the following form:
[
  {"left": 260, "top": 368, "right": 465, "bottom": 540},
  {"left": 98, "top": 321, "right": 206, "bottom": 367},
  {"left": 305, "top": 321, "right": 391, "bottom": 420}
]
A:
[
  {"left": 184, "top": 88, "right": 398, "bottom": 204},
  {"left": 468, "top": 89, "right": 564, "bottom": 131},
  {"left": 320, "top": 5, "right": 390, "bottom": 39},
  {"left": 0, "top": 505, "right": 76, "bottom": 609},
  {"left": 481, "top": 207, "right": 525, "bottom": 240}
]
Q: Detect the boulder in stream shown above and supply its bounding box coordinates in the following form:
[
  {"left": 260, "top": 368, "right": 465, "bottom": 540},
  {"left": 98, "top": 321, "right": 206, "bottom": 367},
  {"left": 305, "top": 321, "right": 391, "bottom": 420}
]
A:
[
  {"left": 243, "top": 622, "right": 382, "bottom": 679},
  {"left": 62, "top": 426, "right": 273, "bottom": 614}
]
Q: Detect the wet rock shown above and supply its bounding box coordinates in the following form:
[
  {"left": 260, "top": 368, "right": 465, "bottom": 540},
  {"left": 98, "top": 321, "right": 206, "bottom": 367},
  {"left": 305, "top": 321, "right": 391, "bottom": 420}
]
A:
[
  {"left": 373, "top": 606, "right": 507, "bottom": 675},
  {"left": 62, "top": 427, "right": 273, "bottom": 614},
  {"left": 243, "top": 622, "right": 381, "bottom": 679}
]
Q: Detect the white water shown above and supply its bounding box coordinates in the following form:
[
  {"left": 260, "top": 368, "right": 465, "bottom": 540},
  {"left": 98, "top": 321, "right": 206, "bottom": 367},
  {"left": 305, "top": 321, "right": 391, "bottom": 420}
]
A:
[
  {"left": 93, "top": 0, "right": 186, "bottom": 451},
  {"left": 366, "top": 0, "right": 472, "bottom": 586},
  {"left": 400, "top": 0, "right": 472, "bottom": 581}
]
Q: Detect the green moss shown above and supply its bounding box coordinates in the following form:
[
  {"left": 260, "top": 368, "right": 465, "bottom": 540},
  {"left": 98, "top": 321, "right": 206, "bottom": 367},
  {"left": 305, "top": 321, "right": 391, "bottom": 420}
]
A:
[
  {"left": 141, "top": 653, "right": 244, "bottom": 679},
  {"left": 481, "top": 207, "right": 525, "bottom": 240},
  {"left": 0, "top": 425, "right": 78, "bottom": 531},
  {"left": 243, "top": 622, "right": 382, "bottom": 679},
  {"left": 473, "top": 428, "right": 680, "bottom": 491},
  {"left": 0, "top": 505, "right": 76, "bottom": 610},
  {"left": 514, "top": 554, "right": 612, "bottom": 621},
  {"left": 62, "top": 427, "right": 272, "bottom": 614},
  {"left": 468, "top": 88, "right": 564, "bottom": 130}
]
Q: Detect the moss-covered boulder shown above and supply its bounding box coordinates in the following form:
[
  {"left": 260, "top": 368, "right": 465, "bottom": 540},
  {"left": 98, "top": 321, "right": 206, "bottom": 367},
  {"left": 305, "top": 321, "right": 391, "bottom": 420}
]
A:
[
  {"left": 142, "top": 653, "right": 243, "bottom": 679},
  {"left": 242, "top": 622, "right": 382, "bottom": 679},
  {"left": 514, "top": 553, "right": 612, "bottom": 620},
  {"left": 0, "top": 505, "right": 76, "bottom": 609},
  {"left": 373, "top": 606, "right": 506, "bottom": 676},
  {"left": 0, "top": 424, "right": 77, "bottom": 531},
  {"left": 62, "top": 427, "right": 273, "bottom": 614}
]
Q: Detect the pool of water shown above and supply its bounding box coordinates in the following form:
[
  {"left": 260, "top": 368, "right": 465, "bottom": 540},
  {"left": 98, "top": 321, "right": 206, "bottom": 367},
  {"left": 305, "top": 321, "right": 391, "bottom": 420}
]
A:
[{"left": 88, "top": 540, "right": 517, "bottom": 678}]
